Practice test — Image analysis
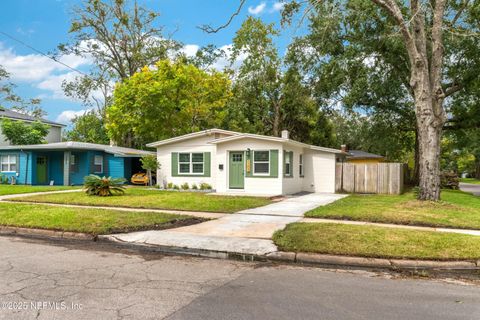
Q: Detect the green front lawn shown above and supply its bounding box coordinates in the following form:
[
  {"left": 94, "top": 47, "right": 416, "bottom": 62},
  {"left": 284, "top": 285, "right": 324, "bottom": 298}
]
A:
[
  {"left": 460, "top": 178, "right": 480, "bottom": 184},
  {"left": 0, "top": 185, "right": 79, "bottom": 196},
  {"left": 13, "top": 188, "right": 272, "bottom": 213},
  {"left": 273, "top": 223, "right": 480, "bottom": 260},
  {"left": 0, "top": 202, "right": 198, "bottom": 235},
  {"left": 306, "top": 189, "right": 480, "bottom": 229}
]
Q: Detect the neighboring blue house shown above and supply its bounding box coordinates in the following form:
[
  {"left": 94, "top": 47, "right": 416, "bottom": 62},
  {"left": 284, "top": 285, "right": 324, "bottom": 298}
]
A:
[{"left": 0, "top": 142, "right": 154, "bottom": 185}]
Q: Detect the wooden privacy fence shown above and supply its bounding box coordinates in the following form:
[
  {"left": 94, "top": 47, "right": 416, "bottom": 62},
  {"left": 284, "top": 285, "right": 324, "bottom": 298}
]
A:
[{"left": 335, "top": 163, "right": 405, "bottom": 194}]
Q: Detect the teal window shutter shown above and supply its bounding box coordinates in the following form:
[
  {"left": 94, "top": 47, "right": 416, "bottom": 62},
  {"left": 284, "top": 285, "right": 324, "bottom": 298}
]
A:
[
  {"left": 203, "top": 152, "right": 211, "bottom": 177},
  {"left": 171, "top": 152, "right": 179, "bottom": 176},
  {"left": 270, "top": 150, "right": 278, "bottom": 178}
]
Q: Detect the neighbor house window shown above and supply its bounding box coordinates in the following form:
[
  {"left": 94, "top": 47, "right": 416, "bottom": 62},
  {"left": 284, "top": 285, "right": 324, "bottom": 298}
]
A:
[
  {"left": 178, "top": 153, "right": 204, "bottom": 175},
  {"left": 94, "top": 155, "right": 103, "bottom": 173},
  {"left": 70, "top": 154, "right": 76, "bottom": 166},
  {"left": 253, "top": 150, "right": 270, "bottom": 175},
  {"left": 299, "top": 154, "right": 304, "bottom": 177},
  {"left": 1, "top": 154, "right": 16, "bottom": 172},
  {"left": 284, "top": 152, "right": 292, "bottom": 177}
]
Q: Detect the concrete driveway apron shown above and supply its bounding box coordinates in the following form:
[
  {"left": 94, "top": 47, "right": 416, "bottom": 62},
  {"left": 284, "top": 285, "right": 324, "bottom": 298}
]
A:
[{"left": 108, "top": 193, "right": 347, "bottom": 255}]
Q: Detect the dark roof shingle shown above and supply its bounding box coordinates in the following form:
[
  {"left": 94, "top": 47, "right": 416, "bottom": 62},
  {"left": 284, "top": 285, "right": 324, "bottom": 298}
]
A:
[{"left": 0, "top": 107, "right": 65, "bottom": 127}]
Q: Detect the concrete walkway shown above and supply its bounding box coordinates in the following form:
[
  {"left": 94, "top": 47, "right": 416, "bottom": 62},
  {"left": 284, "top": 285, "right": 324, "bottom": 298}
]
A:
[
  {"left": 460, "top": 182, "right": 480, "bottom": 196},
  {"left": 0, "top": 188, "right": 82, "bottom": 200},
  {"left": 105, "top": 193, "right": 347, "bottom": 255}
]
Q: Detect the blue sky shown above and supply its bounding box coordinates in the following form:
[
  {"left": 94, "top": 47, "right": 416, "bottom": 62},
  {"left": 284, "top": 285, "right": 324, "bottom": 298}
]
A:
[{"left": 0, "top": 0, "right": 295, "bottom": 125}]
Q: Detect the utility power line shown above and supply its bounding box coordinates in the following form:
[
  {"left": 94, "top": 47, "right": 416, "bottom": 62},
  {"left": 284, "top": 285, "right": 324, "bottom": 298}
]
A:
[{"left": 0, "top": 30, "right": 87, "bottom": 76}]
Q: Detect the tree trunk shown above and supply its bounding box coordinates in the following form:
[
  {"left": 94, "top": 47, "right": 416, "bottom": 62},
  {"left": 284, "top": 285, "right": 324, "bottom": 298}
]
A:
[
  {"left": 475, "top": 156, "right": 480, "bottom": 179},
  {"left": 411, "top": 62, "right": 445, "bottom": 201},
  {"left": 272, "top": 102, "right": 281, "bottom": 137},
  {"left": 412, "top": 125, "right": 420, "bottom": 185},
  {"left": 147, "top": 169, "right": 152, "bottom": 187},
  {"left": 416, "top": 117, "right": 442, "bottom": 200}
]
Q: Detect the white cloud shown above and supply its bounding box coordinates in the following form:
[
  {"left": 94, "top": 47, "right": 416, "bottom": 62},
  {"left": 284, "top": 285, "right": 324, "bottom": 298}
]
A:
[
  {"left": 212, "top": 44, "right": 248, "bottom": 71},
  {"left": 181, "top": 44, "right": 200, "bottom": 57},
  {"left": 0, "top": 43, "right": 90, "bottom": 82},
  {"left": 271, "top": 2, "right": 285, "bottom": 12},
  {"left": 36, "top": 72, "right": 79, "bottom": 100},
  {"left": 55, "top": 109, "right": 89, "bottom": 124},
  {"left": 248, "top": 2, "right": 267, "bottom": 15}
]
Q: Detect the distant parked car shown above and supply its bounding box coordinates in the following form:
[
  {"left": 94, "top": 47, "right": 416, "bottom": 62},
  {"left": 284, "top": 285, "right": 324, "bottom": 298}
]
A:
[{"left": 131, "top": 172, "right": 155, "bottom": 185}]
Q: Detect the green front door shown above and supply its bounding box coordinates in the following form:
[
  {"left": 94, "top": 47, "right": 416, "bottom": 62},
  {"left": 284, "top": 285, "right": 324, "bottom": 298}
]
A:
[
  {"left": 229, "top": 152, "right": 244, "bottom": 189},
  {"left": 36, "top": 156, "right": 48, "bottom": 185}
]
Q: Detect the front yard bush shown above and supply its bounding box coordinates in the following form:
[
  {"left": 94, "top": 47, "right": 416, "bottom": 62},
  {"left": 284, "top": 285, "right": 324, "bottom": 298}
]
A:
[{"left": 84, "top": 175, "right": 126, "bottom": 197}]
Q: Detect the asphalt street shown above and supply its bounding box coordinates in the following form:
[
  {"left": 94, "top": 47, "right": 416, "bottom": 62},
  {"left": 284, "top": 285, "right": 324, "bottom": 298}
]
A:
[{"left": 0, "top": 236, "right": 479, "bottom": 320}]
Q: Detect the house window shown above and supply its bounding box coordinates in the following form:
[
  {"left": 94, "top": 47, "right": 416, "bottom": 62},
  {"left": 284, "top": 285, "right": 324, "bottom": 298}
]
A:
[
  {"left": 179, "top": 152, "right": 204, "bottom": 175},
  {"left": 253, "top": 150, "right": 269, "bottom": 175},
  {"left": 299, "top": 154, "right": 304, "bottom": 177},
  {"left": 284, "top": 152, "right": 292, "bottom": 177},
  {"left": 1, "top": 154, "right": 17, "bottom": 172},
  {"left": 94, "top": 155, "right": 103, "bottom": 173},
  {"left": 70, "top": 154, "right": 76, "bottom": 166}
]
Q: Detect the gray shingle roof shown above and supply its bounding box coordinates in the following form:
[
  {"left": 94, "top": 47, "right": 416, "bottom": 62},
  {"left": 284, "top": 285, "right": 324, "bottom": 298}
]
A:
[
  {"left": 0, "top": 107, "right": 65, "bottom": 127},
  {"left": 0, "top": 141, "right": 154, "bottom": 157},
  {"left": 347, "top": 150, "right": 385, "bottom": 159}
]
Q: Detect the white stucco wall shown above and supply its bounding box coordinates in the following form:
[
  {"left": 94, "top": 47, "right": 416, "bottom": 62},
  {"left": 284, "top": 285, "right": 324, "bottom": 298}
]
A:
[
  {"left": 282, "top": 144, "right": 306, "bottom": 195},
  {"left": 302, "top": 150, "right": 336, "bottom": 193},
  {"left": 154, "top": 133, "right": 338, "bottom": 195},
  {"left": 155, "top": 135, "right": 218, "bottom": 188},
  {"left": 215, "top": 138, "right": 283, "bottom": 195}
]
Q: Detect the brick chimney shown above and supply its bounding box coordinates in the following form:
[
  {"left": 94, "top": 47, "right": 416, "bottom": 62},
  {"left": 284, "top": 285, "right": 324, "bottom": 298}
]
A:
[
  {"left": 281, "top": 130, "right": 289, "bottom": 139},
  {"left": 341, "top": 144, "right": 348, "bottom": 153}
]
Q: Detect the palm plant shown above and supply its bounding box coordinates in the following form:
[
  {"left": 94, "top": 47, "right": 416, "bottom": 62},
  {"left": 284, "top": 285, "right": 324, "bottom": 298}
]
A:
[{"left": 84, "top": 175, "right": 126, "bottom": 197}]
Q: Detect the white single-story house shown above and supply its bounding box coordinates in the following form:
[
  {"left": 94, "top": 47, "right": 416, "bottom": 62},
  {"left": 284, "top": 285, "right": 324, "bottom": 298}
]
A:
[{"left": 146, "top": 129, "right": 346, "bottom": 196}]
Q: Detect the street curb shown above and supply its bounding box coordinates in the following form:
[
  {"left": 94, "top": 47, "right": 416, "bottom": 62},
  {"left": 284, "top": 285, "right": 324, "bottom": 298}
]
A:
[
  {"left": 2, "top": 228, "right": 479, "bottom": 274},
  {"left": 0, "top": 226, "right": 96, "bottom": 241},
  {"left": 96, "top": 235, "right": 268, "bottom": 262},
  {"left": 266, "top": 251, "right": 480, "bottom": 272}
]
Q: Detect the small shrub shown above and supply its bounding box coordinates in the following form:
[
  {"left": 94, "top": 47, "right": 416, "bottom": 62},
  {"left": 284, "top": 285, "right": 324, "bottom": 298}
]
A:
[
  {"left": 0, "top": 174, "right": 8, "bottom": 184},
  {"left": 167, "top": 182, "right": 174, "bottom": 189},
  {"left": 84, "top": 175, "right": 126, "bottom": 197},
  {"left": 199, "top": 182, "right": 212, "bottom": 190},
  {"left": 173, "top": 184, "right": 180, "bottom": 190},
  {"left": 181, "top": 182, "right": 189, "bottom": 190},
  {"left": 441, "top": 171, "right": 459, "bottom": 190},
  {"left": 191, "top": 183, "right": 198, "bottom": 190}
]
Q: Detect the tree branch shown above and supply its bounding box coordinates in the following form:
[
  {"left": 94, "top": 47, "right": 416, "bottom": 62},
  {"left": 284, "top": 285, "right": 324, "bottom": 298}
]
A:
[{"left": 198, "top": 0, "right": 246, "bottom": 33}]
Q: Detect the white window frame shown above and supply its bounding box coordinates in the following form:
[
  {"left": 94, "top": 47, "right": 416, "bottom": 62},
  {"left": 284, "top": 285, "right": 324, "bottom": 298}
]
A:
[
  {"left": 253, "top": 150, "right": 270, "bottom": 176},
  {"left": 178, "top": 152, "right": 204, "bottom": 175},
  {"left": 94, "top": 155, "right": 103, "bottom": 173},
  {"left": 1, "top": 154, "right": 17, "bottom": 173},
  {"left": 284, "top": 152, "right": 292, "bottom": 177},
  {"left": 299, "top": 154, "right": 304, "bottom": 177}
]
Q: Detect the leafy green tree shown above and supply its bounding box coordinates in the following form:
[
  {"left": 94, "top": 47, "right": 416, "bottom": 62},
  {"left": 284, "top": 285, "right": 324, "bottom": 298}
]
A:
[
  {"left": 140, "top": 154, "right": 160, "bottom": 186},
  {"left": 59, "top": 0, "right": 181, "bottom": 117},
  {"left": 279, "top": 0, "right": 480, "bottom": 200},
  {"left": 107, "top": 60, "right": 231, "bottom": 148},
  {"left": 65, "top": 111, "right": 109, "bottom": 144},
  {"left": 225, "top": 17, "right": 334, "bottom": 145},
  {"left": 1, "top": 119, "right": 50, "bottom": 145}
]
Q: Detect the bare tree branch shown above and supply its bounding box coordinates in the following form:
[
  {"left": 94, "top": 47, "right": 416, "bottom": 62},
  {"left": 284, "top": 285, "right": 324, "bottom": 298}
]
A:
[
  {"left": 198, "top": 0, "right": 246, "bottom": 33},
  {"left": 451, "top": 0, "right": 470, "bottom": 26}
]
